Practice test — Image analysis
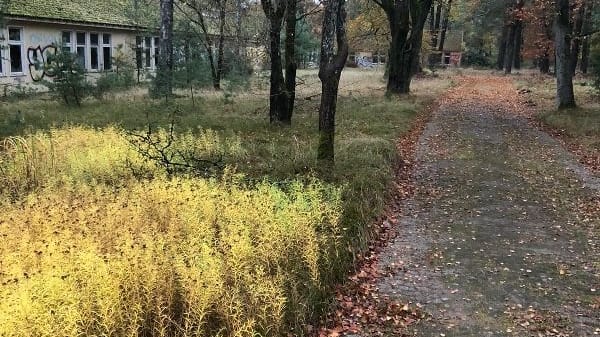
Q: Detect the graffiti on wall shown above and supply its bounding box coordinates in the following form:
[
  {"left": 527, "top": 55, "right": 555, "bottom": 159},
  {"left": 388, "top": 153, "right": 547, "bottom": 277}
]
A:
[{"left": 27, "top": 45, "right": 57, "bottom": 81}]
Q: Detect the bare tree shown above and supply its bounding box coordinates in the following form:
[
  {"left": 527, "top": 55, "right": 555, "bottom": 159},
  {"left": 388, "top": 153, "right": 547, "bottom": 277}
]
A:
[
  {"left": 554, "top": 0, "right": 576, "bottom": 109},
  {"left": 317, "top": 0, "right": 348, "bottom": 161},
  {"left": 178, "top": 0, "right": 228, "bottom": 90}
]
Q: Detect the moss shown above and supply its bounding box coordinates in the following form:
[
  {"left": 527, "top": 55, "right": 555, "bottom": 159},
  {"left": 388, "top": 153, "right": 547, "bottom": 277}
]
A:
[{"left": 6, "top": 0, "right": 155, "bottom": 28}]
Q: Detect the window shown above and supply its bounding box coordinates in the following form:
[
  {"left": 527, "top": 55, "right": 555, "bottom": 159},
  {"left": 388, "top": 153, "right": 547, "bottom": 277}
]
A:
[
  {"left": 144, "top": 37, "right": 151, "bottom": 68},
  {"left": 136, "top": 35, "right": 158, "bottom": 70},
  {"left": 62, "top": 31, "right": 72, "bottom": 53},
  {"left": 136, "top": 36, "right": 143, "bottom": 69},
  {"left": 90, "top": 33, "right": 99, "bottom": 70},
  {"left": 76, "top": 32, "right": 86, "bottom": 68},
  {"left": 102, "top": 34, "right": 112, "bottom": 70},
  {"left": 8, "top": 27, "right": 23, "bottom": 74}
]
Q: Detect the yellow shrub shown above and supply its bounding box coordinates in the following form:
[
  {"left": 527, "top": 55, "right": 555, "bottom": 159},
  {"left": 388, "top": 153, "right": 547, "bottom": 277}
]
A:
[{"left": 0, "top": 177, "right": 341, "bottom": 337}]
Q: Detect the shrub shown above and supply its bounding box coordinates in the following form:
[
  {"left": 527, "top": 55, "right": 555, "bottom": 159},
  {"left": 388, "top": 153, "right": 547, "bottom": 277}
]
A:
[
  {"left": 42, "top": 48, "right": 91, "bottom": 106},
  {"left": 463, "top": 49, "right": 493, "bottom": 68},
  {"left": 0, "top": 126, "right": 244, "bottom": 197},
  {"left": 0, "top": 177, "right": 341, "bottom": 337},
  {"left": 93, "top": 45, "right": 136, "bottom": 100}
]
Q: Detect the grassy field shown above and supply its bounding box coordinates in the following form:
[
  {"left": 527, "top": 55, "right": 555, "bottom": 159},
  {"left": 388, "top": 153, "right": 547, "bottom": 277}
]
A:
[
  {"left": 515, "top": 72, "right": 600, "bottom": 154},
  {"left": 0, "top": 68, "right": 452, "bottom": 336}
]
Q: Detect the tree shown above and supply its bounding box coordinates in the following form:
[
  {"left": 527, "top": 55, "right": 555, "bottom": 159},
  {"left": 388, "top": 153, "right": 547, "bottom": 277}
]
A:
[
  {"left": 437, "top": 0, "right": 453, "bottom": 53},
  {"left": 154, "top": 0, "right": 175, "bottom": 98},
  {"left": 570, "top": 0, "right": 586, "bottom": 73},
  {"left": 580, "top": 0, "right": 594, "bottom": 73},
  {"left": 177, "top": 0, "right": 229, "bottom": 90},
  {"left": 522, "top": 0, "right": 554, "bottom": 74},
  {"left": 554, "top": 0, "right": 576, "bottom": 109},
  {"left": 261, "top": 0, "right": 291, "bottom": 124},
  {"left": 373, "top": 0, "right": 433, "bottom": 94},
  {"left": 497, "top": 0, "right": 524, "bottom": 74},
  {"left": 317, "top": 0, "right": 348, "bottom": 162}
]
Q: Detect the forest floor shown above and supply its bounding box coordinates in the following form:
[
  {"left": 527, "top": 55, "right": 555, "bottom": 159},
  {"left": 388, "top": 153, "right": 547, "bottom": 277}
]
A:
[{"left": 322, "top": 75, "right": 600, "bottom": 337}]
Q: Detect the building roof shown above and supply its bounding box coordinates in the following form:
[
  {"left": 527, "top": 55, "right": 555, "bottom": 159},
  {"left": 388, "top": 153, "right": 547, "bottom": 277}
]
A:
[{"left": 5, "top": 0, "right": 157, "bottom": 28}]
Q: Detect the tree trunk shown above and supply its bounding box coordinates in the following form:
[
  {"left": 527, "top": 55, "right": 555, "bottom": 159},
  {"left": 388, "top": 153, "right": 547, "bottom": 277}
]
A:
[
  {"left": 503, "top": 1, "right": 524, "bottom": 74},
  {"left": 438, "top": 0, "right": 452, "bottom": 52},
  {"left": 432, "top": 2, "right": 442, "bottom": 48},
  {"left": 235, "top": 0, "right": 244, "bottom": 58},
  {"left": 570, "top": 1, "right": 585, "bottom": 74},
  {"left": 497, "top": 25, "right": 509, "bottom": 70},
  {"left": 261, "top": 0, "right": 290, "bottom": 124},
  {"left": 539, "top": 53, "right": 550, "bottom": 74},
  {"left": 318, "top": 0, "right": 348, "bottom": 162},
  {"left": 388, "top": 26, "right": 412, "bottom": 93},
  {"left": 382, "top": 0, "right": 433, "bottom": 95},
  {"left": 284, "top": 0, "right": 297, "bottom": 122},
  {"left": 504, "top": 23, "right": 516, "bottom": 74},
  {"left": 554, "top": 0, "right": 576, "bottom": 109},
  {"left": 580, "top": 0, "right": 593, "bottom": 74},
  {"left": 513, "top": 20, "right": 523, "bottom": 70},
  {"left": 215, "top": 3, "right": 226, "bottom": 90},
  {"left": 155, "top": 0, "right": 174, "bottom": 98},
  {"left": 428, "top": 1, "right": 442, "bottom": 67}
]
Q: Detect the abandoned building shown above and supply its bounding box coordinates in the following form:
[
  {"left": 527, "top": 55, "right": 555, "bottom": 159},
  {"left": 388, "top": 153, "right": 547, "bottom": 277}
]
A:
[{"left": 1, "top": 0, "right": 158, "bottom": 87}]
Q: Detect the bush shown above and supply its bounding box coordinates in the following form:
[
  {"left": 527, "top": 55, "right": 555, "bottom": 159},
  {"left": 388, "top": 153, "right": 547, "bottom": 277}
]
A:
[
  {"left": 93, "top": 71, "right": 135, "bottom": 100},
  {"left": 42, "top": 48, "right": 91, "bottom": 106},
  {"left": 463, "top": 49, "right": 493, "bottom": 68},
  {"left": 0, "top": 176, "right": 341, "bottom": 337},
  {"left": 93, "top": 45, "right": 136, "bottom": 100}
]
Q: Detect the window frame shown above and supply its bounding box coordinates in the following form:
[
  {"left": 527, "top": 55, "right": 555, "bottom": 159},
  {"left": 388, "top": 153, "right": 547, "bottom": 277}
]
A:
[{"left": 7, "top": 26, "right": 25, "bottom": 76}]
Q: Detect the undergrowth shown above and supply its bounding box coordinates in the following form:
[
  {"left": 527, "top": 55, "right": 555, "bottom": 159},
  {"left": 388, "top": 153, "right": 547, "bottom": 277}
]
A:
[{"left": 0, "top": 70, "right": 452, "bottom": 336}]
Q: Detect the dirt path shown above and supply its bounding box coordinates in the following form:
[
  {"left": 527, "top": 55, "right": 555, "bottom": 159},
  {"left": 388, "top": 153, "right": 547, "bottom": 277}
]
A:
[{"left": 373, "top": 76, "right": 600, "bottom": 337}]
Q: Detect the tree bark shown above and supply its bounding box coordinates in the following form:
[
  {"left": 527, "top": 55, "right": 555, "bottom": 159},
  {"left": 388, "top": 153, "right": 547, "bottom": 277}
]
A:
[
  {"left": 497, "top": 25, "right": 509, "bottom": 70},
  {"left": 580, "top": 0, "right": 593, "bottom": 74},
  {"left": 513, "top": 20, "right": 523, "bottom": 70},
  {"left": 438, "top": 0, "right": 452, "bottom": 52},
  {"left": 432, "top": 2, "right": 442, "bottom": 48},
  {"left": 504, "top": 23, "right": 516, "bottom": 74},
  {"left": 318, "top": 0, "right": 348, "bottom": 162},
  {"left": 155, "top": 0, "right": 174, "bottom": 98},
  {"left": 503, "top": 0, "right": 524, "bottom": 74},
  {"left": 284, "top": 0, "right": 298, "bottom": 122},
  {"left": 539, "top": 55, "right": 550, "bottom": 74},
  {"left": 554, "top": 0, "right": 576, "bottom": 109},
  {"left": 215, "top": 2, "right": 227, "bottom": 90},
  {"left": 570, "top": 0, "right": 585, "bottom": 74},
  {"left": 378, "top": 0, "right": 433, "bottom": 95},
  {"left": 262, "top": 0, "right": 290, "bottom": 124},
  {"left": 235, "top": 0, "right": 244, "bottom": 58}
]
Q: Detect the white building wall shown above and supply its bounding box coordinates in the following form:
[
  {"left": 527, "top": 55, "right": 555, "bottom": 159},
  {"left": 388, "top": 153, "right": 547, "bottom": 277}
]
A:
[{"left": 0, "top": 20, "right": 143, "bottom": 88}]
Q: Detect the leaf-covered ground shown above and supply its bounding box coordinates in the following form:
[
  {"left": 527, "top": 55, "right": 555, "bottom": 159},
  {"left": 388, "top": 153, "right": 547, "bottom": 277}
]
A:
[{"left": 321, "top": 76, "right": 600, "bottom": 337}]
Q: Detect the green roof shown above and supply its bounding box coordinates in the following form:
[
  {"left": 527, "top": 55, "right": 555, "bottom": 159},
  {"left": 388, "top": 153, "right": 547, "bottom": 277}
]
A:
[{"left": 6, "top": 0, "right": 157, "bottom": 28}]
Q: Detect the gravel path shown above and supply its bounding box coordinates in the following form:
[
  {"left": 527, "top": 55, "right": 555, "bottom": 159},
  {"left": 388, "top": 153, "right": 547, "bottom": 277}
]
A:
[{"left": 375, "top": 77, "right": 600, "bottom": 337}]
